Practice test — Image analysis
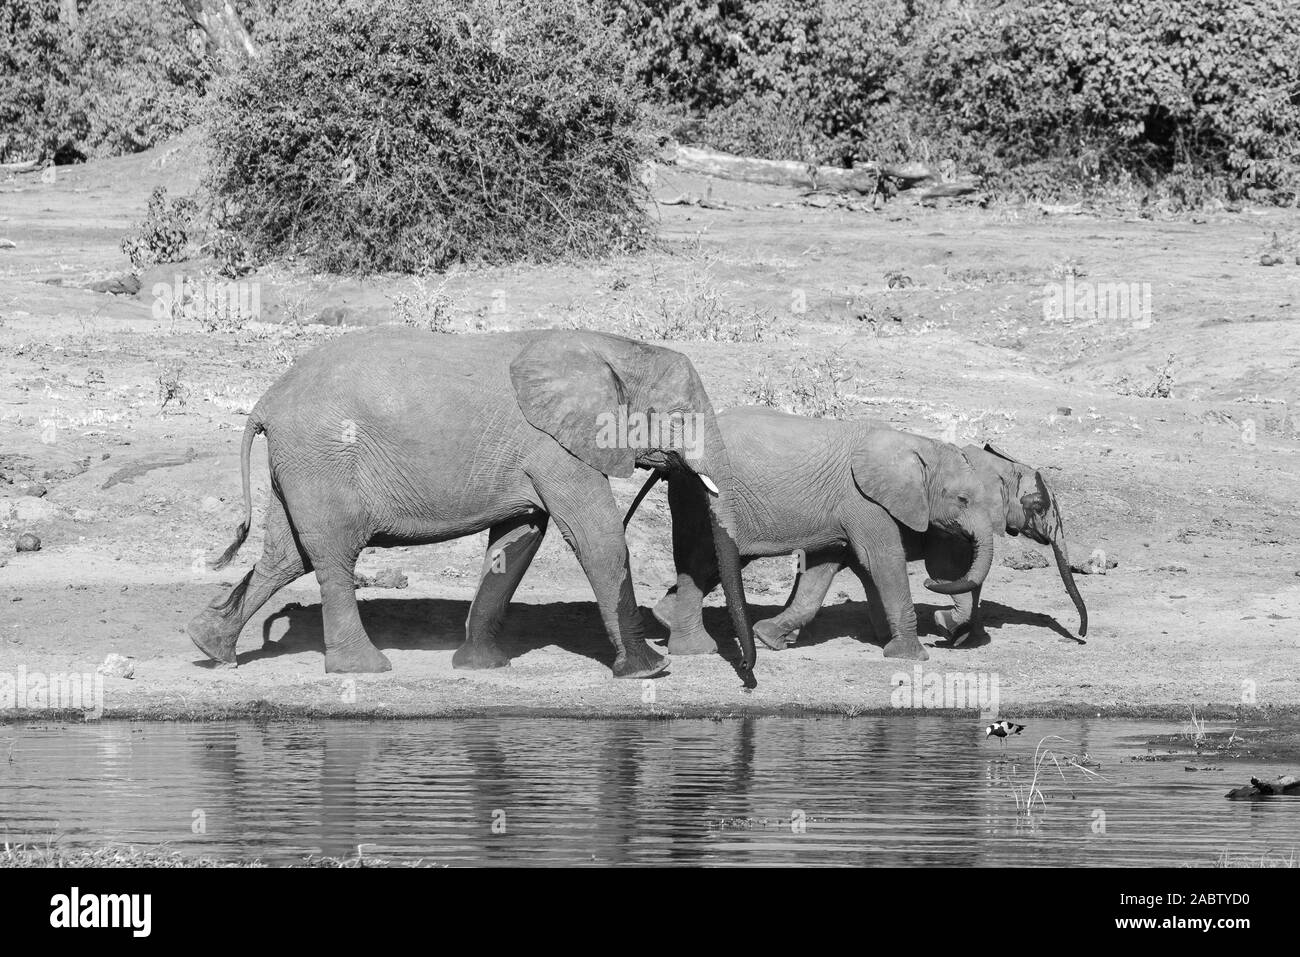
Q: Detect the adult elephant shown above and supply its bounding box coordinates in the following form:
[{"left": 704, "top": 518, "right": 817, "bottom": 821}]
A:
[
  {"left": 625, "top": 407, "right": 998, "bottom": 662},
  {"left": 187, "top": 327, "right": 757, "bottom": 685}
]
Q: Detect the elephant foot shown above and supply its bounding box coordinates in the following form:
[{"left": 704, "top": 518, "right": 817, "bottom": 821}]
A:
[
  {"left": 933, "top": 608, "right": 964, "bottom": 637},
  {"left": 652, "top": 592, "right": 677, "bottom": 631},
  {"left": 667, "top": 627, "right": 719, "bottom": 655},
  {"left": 452, "top": 641, "right": 511, "bottom": 670},
  {"left": 612, "top": 641, "right": 669, "bottom": 679},
  {"left": 186, "top": 614, "right": 239, "bottom": 665},
  {"left": 951, "top": 624, "right": 990, "bottom": 649},
  {"left": 324, "top": 640, "right": 392, "bottom": 674},
  {"left": 753, "top": 618, "right": 799, "bottom": 651},
  {"left": 883, "top": 635, "right": 929, "bottom": 661}
]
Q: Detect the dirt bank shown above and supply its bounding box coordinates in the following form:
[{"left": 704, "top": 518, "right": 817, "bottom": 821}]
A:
[{"left": 2, "top": 140, "right": 1298, "bottom": 719}]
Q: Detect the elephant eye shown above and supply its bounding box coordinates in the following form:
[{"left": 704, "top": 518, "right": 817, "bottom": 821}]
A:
[{"left": 957, "top": 493, "right": 969, "bottom": 505}]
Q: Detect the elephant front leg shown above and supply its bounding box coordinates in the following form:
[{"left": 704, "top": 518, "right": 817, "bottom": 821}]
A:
[
  {"left": 538, "top": 470, "right": 667, "bottom": 679},
  {"left": 661, "top": 473, "right": 722, "bottom": 655},
  {"left": 455, "top": 512, "right": 548, "bottom": 670},
  {"left": 849, "top": 517, "right": 928, "bottom": 661},
  {"left": 755, "top": 550, "right": 844, "bottom": 650},
  {"left": 925, "top": 534, "right": 986, "bottom": 646}
]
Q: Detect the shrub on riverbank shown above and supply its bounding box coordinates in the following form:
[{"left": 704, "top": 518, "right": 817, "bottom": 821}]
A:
[
  {"left": 203, "top": 0, "right": 655, "bottom": 273},
  {"left": 620, "top": 0, "right": 1300, "bottom": 204},
  {"left": 0, "top": 0, "right": 208, "bottom": 164}
]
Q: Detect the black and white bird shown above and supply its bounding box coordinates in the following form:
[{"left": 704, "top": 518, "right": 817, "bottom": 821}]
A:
[{"left": 985, "top": 720, "right": 1026, "bottom": 746}]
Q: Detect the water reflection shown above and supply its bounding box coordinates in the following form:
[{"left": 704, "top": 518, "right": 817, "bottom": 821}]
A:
[{"left": 0, "top": 718, "right": 1296, "bottom": 866}]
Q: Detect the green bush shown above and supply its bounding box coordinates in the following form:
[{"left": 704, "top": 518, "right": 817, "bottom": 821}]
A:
[
  {"left": 0, "top": 0, "right": 208, "bottom": 164},
  {"left": 204, "top": 0, "right": 656, "bottom": 273},
  {"left": 619, "top": 0, "right": 1300, "bottom": 204},
  {"left": 911, "top": 0, "right": 1300, "bottom": 202},
  {"left": 120, "top": 186, "right": 198, "bottom": 269},
  {"left": 617, "top": 0, "right": 913, "bottom": 165}
]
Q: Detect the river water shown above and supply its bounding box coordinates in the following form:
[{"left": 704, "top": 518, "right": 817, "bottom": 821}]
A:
[{"left": 1, "top": 717, "right": 1295, "bottom": 866}]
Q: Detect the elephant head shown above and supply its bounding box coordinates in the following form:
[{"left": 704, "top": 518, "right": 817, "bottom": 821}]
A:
[
  {"left": 965, "top": 443, "right": 1088, "bottom": 637},
  {"left": 851, "top": 428, "right": 996, "bottom": 595},
  {"left": 509, "top": 330, "right": 756, "bottom": 679}
]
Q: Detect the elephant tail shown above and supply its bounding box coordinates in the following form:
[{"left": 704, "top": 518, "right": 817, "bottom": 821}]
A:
[
  {"left": 211, "top": 416, "right": 265, "bottom": 570},
  {"left": 622, "top": 470, "right": 663, "bottom": 528}
]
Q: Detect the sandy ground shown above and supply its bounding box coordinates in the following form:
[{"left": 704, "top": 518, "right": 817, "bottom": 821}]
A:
[{"left": 2, "top": 139, "right": 1299, "bottom": 719}]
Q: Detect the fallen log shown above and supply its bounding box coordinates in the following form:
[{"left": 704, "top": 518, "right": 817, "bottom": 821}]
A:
[
  {"left": 1225, "top": 774, "right": 1299, "bottom": 800},
  {"left": 669, "top": 145, "right": 981, "bottom": 202},
  {"left": 0, "top": 159, "right": 41, "bottom": 174},
  {"left": 671, "top": 146, "right": 881, "bottom": 194}
]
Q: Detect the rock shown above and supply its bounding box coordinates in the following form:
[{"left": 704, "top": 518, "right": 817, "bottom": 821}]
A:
[
  {"left": 354, "top": 569, "right": 409, "bottom": 589},
  {"left": 1226, "top": 774, "right": 1299, "bottom": 800},
  {"left": 15, "top": 532, "right": 41, "bottom": 552},
  {"left": 72, "top": 508, "right": 97, "bottom": 522},
  {"left": 0, "top": 238, "right": 16, "bottom": 249},
  {"left": 86, "top": 274, "right": 143, "bottom": 296},
  {"left": 1056, "top": 406, "right": 1073, "bottom": 416},
  {"left": 314, "top": 304, "right": 355, "bottom": 327},
  {"left": 96, "top": 653, "right": 136, "bottom": 679},
  {"left": 1157, "top": 563, "right": 1188, "bottom": 573},
  {"left": 1002, "top": 549, "right": 1049, "bottom": 570},
  {"left": 14, "top": 481, "right": 46, "bottom": 497},
  {"left": 1071, "top": 555, "right": 1118, "bottom": 575},
  {"left": 4, "top": 497, "right": 61, "bottom": 523},
  {"left": 1260, "top": 253, "right": 1285, "bottom": 266}
]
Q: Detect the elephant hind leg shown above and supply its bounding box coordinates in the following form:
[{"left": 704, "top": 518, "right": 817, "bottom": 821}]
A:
[
  {"left": 455, "top": 512, "right": 548, "bottom": 670},
  {"left": 754, "top": 550, "right": 844, "bottom": 650},
  {"left": 286, "top": 490, "right": 390, "bottom": 674},
  {"left": 187, "top": 490, "right": 310, "bottom": 664}
]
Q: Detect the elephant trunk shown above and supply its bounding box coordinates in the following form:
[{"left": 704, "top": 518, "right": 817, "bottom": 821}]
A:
[
  {"left": 924, "top": 511, "right": 994, "bottom": 595},
  {"left": 694, "top": 421, "right": 756, "bottom": 684},
  {"left": 1044, "top": 486, "right": 1088, "bottom": 637}
]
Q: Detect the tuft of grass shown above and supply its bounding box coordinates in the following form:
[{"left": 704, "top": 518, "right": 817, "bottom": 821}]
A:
[
  {"left": 1183, "top": 707, "right": 1209, "bottom": 747},
  {"left": 567, "top": 265, "right": 785, "bottom": 342},
  {"left": 1007, "top": 735, "right": 1106, "bottom": 816},
  {"left": 1211, "top": 849, "right": 1298, "bottom": 868},
  {"left": 120, "top": 186, "right": 197, "bottom": 270},
  {"left": 0, "top": 839, "right": 446, "bottom": 868},
  {"left": 391, "top": 275, "right": 458, "bottom": 333},
  {"left": 745, "top": 348, "right": 856, "bottom": 418},
  {"left": 156, "top": 362, "right": 187, "bottom": 413}
]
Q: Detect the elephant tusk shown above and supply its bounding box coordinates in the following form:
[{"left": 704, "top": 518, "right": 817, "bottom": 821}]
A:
[{"left": 698, "top": 473, "right": 720, "bottom": 496}]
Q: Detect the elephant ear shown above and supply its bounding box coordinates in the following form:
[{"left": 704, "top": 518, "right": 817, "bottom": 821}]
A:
[
  {"left": 962, "top": 448, "right": 1010, "bottom": 537},
  {"left": 982, "top": 441, "right": 1024, "bottom": 465},
  {"left": 851, "top": 429, "right": 930, "bottom": 533},
  {"left": 510, "top": 332, "right": 636, "bottom": 478}
]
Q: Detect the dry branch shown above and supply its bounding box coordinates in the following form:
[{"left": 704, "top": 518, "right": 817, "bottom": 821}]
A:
[
  {"left": 668, "top": 146, "right": 978, "bottom": 199},
  {"left": 179, "top": 0, "right": 259, "bottom": 70}
]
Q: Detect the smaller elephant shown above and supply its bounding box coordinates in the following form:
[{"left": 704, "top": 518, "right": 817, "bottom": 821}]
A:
[
  {"left": 626, "top": 408, "right": 1000, "bottom": 661},
  {"left": 760, "top": 442, "right": 1088, "bottom": 648}
]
